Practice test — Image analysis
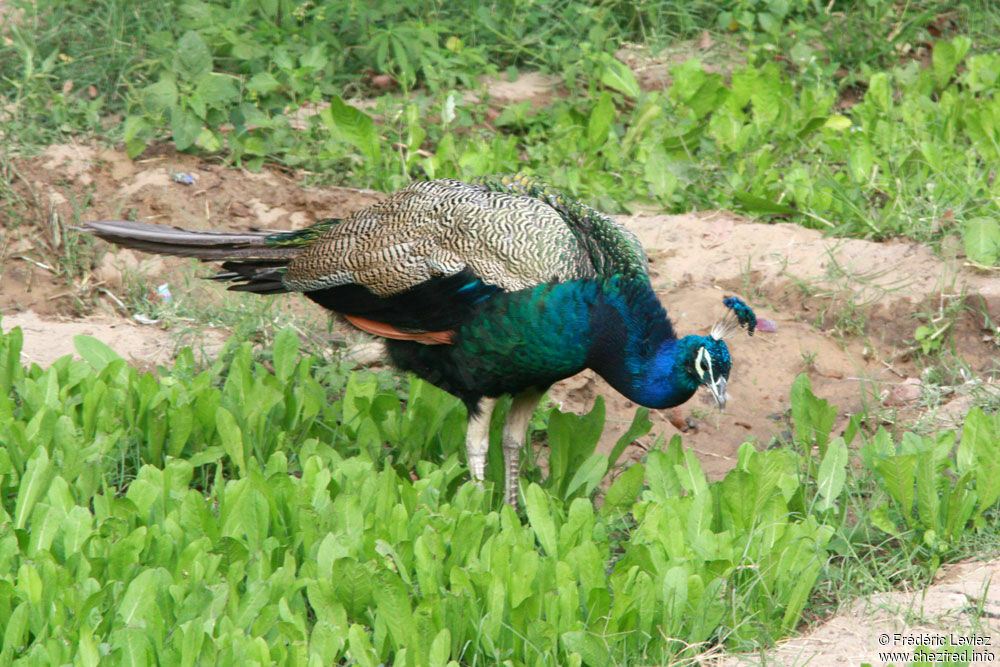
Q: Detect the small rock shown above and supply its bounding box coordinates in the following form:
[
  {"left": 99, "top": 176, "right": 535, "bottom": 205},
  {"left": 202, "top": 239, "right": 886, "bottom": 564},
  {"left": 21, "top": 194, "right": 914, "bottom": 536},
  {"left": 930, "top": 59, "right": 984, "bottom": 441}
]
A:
[
  {"left": 229, "top": 202, "right": 253, "bottom": 217},
  {"left": 371, "top": 74, "right": 394, "bottom": 90},
  {"left": 881, "top": 377, "right": 922, "bottom": 406},
  {"left": 345, "top": 341, "right": 384, "bottom": 367}
]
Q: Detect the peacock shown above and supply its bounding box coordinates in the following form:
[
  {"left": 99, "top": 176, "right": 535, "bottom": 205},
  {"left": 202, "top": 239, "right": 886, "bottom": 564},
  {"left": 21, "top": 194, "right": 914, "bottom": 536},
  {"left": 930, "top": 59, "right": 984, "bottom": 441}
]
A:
[{"left": 80, "top": 174, "right": 766, "bottom": 508}]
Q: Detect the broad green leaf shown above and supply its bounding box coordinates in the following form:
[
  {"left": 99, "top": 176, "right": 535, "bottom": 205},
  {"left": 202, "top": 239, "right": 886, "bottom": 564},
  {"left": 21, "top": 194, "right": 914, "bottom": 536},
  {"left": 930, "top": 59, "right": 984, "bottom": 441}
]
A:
[
  {"left": 332, "top": 559, "right": 374, "bottom": 618},
  {"left": 174, "top": 30, "right": 213, "bottom": 80},
  {"left": 3, "top": 602, "right": 28, "bottom": 654},
  {"left": 733, "top": 191, "right": 797, "bottom": 215},
  {"left": 187, "top": 446, "right": 224, "bottom": 468},
  {"left": 644, "top": 151, "right": 678, "bottom": 202},
  {"left": 77, "top": 628, "right": 101, "bottom": 667},
  {"left": 848, "top": 140, "right": 874, "bottom": 182},
  {"left": 211, "top": 536, "right": 250, "bottom": 571},
  {"left": 962, "top": 217, "right": 1000, "bottom": 266},
  {"left": 587, "top": 92, "right": 615, "bottom": 148},
  {"left": 171, "top": 106, "right": 203, "bottom": 151},
  {"left": 167, "top": 402, "right": 194, "bottom": 456},
  {"left": 429, "top": 628, "right": 451, "bottom": 667},
  {"left": 216, "top": 407, "right": 246, "bottom": 475},
  {"left": 14, "top": 447, "right": 53, "bottom": 530},
  {"left": 944, "top": 474, "right": 978, "bottom": 540},
  {"left": 915, "top": 453, "right": 940, "bottom": 531},
  {"left": 347, "top": 623, "right": 376, "bottom": 667},
  {"left": 561, "top": 630, "right": 610, "bottom": 666},
  {"left": 932, "top": 37, "right": 971, "bottom": 89},
  {"left": 195, "top": 73, "right": 239, "bottom": 108},
  {"left": 781, "top": 560, "right": 821, "bottom": 630},
  {"left": 609, "top": 407, "right": 652, "bottom": 468},
  {"left": 524, "top": 483, "right": 558, "bottom": 556},
  {"left": 622, "top": 101, "right": 661, "bottom": 153},
  {"left": 823, "top": 114, "right": 852, "bottom": 131},
  {"left": 347, "top": 625, "right": 377, "bottom": 667},
  {"left": 599, "top": 53, "right": 640, "bottom": 98},
  {"left": 272, "top": 327, "right": 299, "bottom": 382},
  {"left": 74, "top": 335, "right": 122, "bottom": 371},
  {"left": 547, "top": 398, "right": 605, "bottom": 497},
  {"left": 866, "top": 72, "right": 890, "bottom": 111},
  {"left": 342, "top": 373, "right": 377, "bottom": 430},
  {"left": 110, "top": 628, "right": 153, "bottom": 666},
  {"left": 602, "top": 462, "right": 644, "bottom": 516},
  {"left": 16, "top": 563, "right": 42, "bottom": 608},
  {"left": 660, "top": 566, "right": 688, "bottom": 636},
  {"left": 321, "top": 96, "right": 381, "bottom": 165},
  {"left": 874, "top": 454, "right": 918, "bottom": 521},
  {"left": 247, "top": 71, "right": 281, "bottom": 95},
  {"left": 789, "top": 374, "right": 838, "bottom": 454},
  {"left": 142, "top": 77, "right": 178, "bottom": 113},
  {"left": 815, "top": 438, "right": 848, "bottom": 511},
  {"left": 118, "top": 568, "right": 162, "bottom": 625},
  {"left": 645, "top": 440, "right": 683, "bottom": 501},
  {"left": 373, "top": 571, "right": 414, "bottom": 651},
  {"left": 62, "top": 505, "right": 95, "bottom": 555},
  {"left": 676, "top": 448, "right": 708, "bottom": 495},
  {"left": 564, "top": 452, "right": 608, "bottom": 498}
]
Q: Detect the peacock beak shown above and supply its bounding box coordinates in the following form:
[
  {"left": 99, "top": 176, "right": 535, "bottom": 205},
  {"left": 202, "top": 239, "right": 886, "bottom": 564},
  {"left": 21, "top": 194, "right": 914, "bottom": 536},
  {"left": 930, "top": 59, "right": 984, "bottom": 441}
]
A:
[{"left": 708, "top": 376, "right": 727, "bottom": 410}]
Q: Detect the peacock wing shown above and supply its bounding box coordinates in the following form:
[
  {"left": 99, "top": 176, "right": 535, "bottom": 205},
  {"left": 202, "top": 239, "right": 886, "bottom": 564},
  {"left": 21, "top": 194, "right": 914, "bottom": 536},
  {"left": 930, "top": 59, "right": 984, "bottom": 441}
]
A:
[
  {"left": 283, "top": 179, "right": 597, "bottom": 294},
  {"left": 473, "top": 173, "right": 649, "bottom": 281},
  {"left": 281, "top": 179, "right": 599, "bottom": 336}
]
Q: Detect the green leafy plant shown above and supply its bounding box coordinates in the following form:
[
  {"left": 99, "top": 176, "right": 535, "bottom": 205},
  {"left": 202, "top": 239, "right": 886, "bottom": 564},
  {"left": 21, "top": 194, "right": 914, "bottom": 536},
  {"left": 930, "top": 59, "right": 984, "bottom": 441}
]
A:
[
  {"left": 862, "top": 410, "right": 1000, "bottom": 568},
  {"left": 2, "top": 321, "right": 1000, "bottom": 663},
  {"left": 124, "top": 30, "right": 239, "bottom": 157}
]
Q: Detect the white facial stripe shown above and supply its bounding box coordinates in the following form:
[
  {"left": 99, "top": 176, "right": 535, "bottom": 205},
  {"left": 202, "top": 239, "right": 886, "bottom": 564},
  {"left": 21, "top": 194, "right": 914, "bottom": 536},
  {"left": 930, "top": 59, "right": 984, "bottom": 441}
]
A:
[{"left": 695, "top": 347, "right": 713, "bottom": 382}]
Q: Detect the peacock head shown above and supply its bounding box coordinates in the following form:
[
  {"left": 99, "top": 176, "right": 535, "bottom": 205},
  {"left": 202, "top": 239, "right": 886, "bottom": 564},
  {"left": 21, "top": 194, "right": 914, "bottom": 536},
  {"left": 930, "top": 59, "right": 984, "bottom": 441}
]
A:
[
  {"left": 665, "top": 296, "right": 766, "bottom": 411},
  {"left": 668, "top": 335, "right": 732, "bottom": 410}
]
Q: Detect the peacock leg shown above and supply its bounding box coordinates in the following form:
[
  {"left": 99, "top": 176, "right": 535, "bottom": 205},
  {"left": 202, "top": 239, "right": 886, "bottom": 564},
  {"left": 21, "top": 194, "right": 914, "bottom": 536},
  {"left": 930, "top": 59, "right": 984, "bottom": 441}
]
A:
[
  {"left": 466, "top": 398, "right": 498, "bottom": 485},
  {"left": 501, "top": 390, "right": 545, "bottom": 508}
]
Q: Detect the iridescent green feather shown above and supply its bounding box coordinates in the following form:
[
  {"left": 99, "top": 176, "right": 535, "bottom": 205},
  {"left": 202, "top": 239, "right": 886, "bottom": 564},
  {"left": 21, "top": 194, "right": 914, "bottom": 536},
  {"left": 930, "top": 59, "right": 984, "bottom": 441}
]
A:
[{"left": 265, "top": 219, "right": 340, "bottom": 247}]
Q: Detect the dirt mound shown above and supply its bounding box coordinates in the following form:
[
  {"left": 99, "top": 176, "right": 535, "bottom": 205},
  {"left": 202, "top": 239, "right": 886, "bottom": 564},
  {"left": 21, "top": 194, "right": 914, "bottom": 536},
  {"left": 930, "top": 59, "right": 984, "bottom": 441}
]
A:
[{"left": 1, "top": 142, "right": 382, "bottom": 317}]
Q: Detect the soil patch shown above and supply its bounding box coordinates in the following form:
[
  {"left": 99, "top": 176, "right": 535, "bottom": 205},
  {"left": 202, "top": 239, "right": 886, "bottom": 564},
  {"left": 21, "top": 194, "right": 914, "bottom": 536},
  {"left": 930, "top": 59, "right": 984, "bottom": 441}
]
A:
[{"left": 2, "top": 309, "right": 226, "bottom": 370}]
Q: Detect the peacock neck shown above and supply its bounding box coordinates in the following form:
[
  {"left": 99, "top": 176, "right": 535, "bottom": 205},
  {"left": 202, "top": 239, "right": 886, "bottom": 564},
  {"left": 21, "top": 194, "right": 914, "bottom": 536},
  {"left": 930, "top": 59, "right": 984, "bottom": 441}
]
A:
[
  {"left": 585, "top": 278, "right": 698, "bottom": 409},
  {"left": 444, "top": 277, "right": 697, "bottom": 409}
]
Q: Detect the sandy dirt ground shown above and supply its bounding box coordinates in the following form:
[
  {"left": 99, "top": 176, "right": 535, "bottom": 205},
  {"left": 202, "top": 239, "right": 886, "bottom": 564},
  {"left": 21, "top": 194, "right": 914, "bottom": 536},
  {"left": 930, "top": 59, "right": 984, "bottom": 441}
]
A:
[{"left": 2, "top": 132, "right": 999, "bottom": 664}]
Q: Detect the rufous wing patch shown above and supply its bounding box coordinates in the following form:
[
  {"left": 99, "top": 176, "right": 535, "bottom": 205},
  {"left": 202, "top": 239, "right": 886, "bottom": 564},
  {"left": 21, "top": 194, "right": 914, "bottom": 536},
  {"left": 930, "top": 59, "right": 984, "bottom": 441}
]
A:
[{"left": 343, "top": 315, "right": 454, "bottom": 345}]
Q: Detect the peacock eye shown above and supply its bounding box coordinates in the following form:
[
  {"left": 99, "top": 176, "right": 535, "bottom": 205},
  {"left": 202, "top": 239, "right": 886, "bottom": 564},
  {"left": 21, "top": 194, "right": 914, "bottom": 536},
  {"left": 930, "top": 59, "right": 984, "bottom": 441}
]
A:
[{"left": 694, "top": 347, "right": 711, "bottom": 379}]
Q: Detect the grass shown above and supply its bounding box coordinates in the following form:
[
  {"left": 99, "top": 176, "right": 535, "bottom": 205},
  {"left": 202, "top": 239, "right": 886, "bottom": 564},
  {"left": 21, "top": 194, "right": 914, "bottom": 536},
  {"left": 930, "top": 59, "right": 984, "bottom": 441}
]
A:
[{"left": 3, "top": 0, "right": 1000, "bottom": 663}]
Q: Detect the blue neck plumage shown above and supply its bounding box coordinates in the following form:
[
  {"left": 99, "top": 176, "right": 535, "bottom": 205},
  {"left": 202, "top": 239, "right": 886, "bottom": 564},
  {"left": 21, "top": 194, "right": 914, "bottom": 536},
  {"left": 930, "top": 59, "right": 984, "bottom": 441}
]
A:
[{"left": 584, "top": 278, "right": 699, "bottom": 409}]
